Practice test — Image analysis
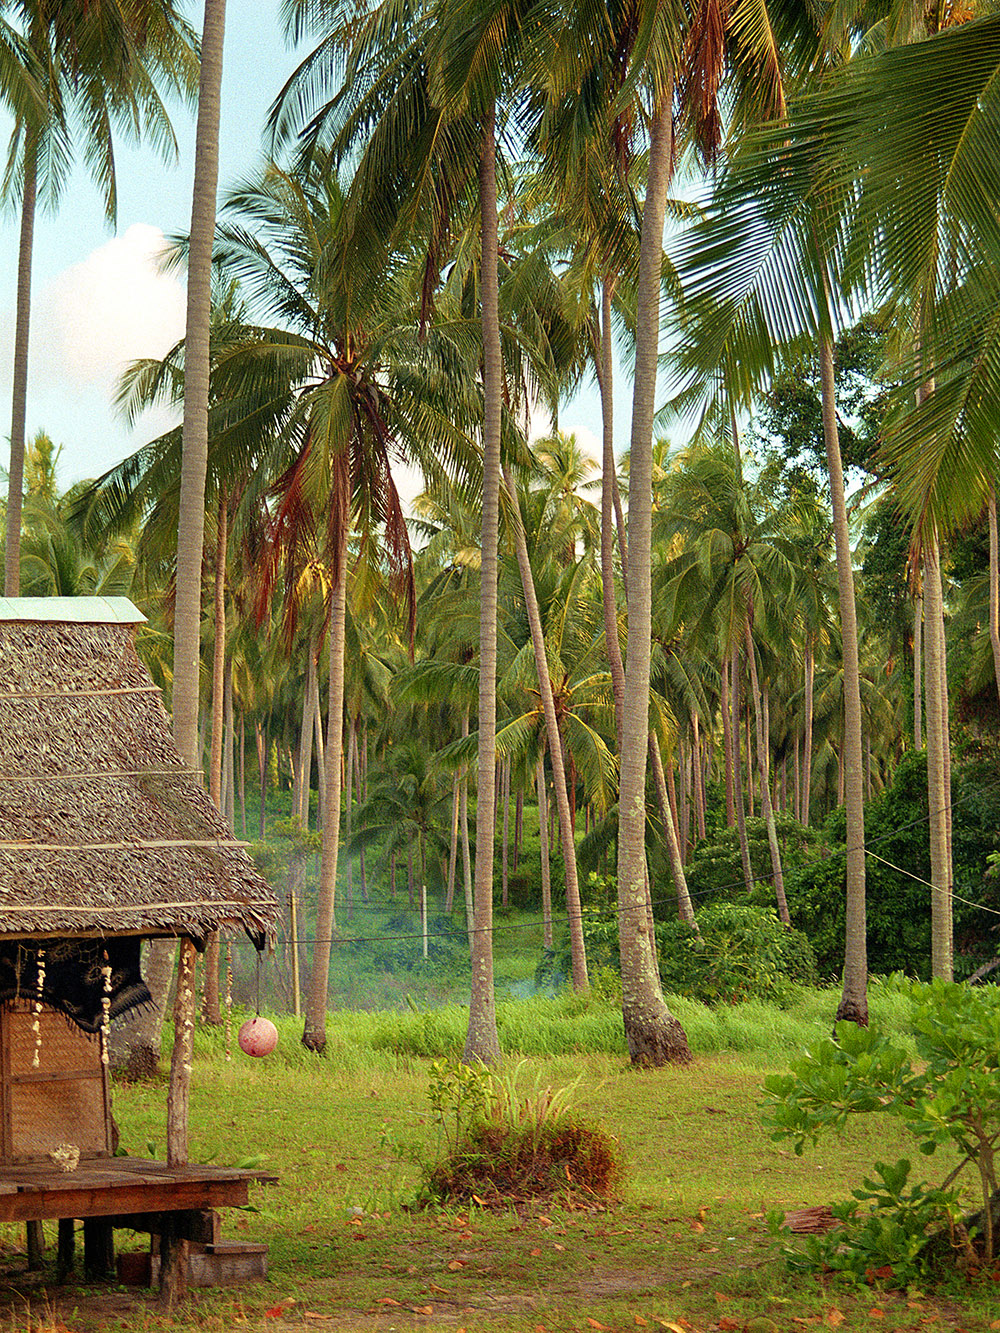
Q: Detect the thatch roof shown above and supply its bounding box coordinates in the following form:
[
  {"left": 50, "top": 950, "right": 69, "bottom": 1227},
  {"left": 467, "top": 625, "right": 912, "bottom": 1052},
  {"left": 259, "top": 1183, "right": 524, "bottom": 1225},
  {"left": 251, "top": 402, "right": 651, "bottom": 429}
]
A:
[{"left": 0, "top": 597, "right": 278, "bottom": 947}]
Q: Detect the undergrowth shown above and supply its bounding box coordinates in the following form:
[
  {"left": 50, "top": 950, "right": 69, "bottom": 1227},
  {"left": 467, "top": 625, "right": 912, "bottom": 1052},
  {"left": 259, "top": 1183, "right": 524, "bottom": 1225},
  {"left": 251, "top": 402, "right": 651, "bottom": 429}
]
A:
[{"left": 182, "top": 977, "right": 920, "bottom": 1069}]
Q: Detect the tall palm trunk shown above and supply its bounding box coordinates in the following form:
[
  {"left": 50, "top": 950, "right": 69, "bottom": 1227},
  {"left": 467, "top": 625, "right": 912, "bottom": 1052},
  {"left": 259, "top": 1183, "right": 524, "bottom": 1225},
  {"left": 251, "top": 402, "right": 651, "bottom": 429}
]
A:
[
  {"left": 303, "top": 527, "right": 348, "bottom": 1051},
  {"left": 537, "top": 755, "right": 553, "bottom": 950},
  {"left": 173, "top": 0, "right": 226, "bottom": 772},
  {"left": 297, "top": 643, "right": 318, "bottom": 826},
  {"left": 460, "top": 709, "right": 474, "bottom": 948},
  {"left": 802, "top": 636, "right": 814, "bottom": 826},
  {"left": 598, "top": 279, "right": 626, "bottom": 736},
  {"left": 731, "top": 643, "right": 754, "bottom": 892},
  {"left": 913, "top": 586, "right": 923, "bottom": 748},
  {"left": 5, "top": 137, "right": 37, "bottom": 597},
  {"left": 988, "top": 488, "right": 1000, "bottom": 705},
  {"left": 924, "top": 532, "right": 953, "bottom": 979},
  {"left": 463, "top": 100, "right": 502, "bottom": 1065},
  {"left": 616, "top": 95, "right": 690, "bottom": 1066},
  {"left": 504, "top": 464, "right": 588, "bottom": 988},
  {"left": 648, "top": 735, "right": 697, "bottom": 927},
  {"left": 501, "top": 755, "right": 510, "bottom": 909},
  {"left": 203, "top": 490, "right": 227, "bottom": 1025},
  {"left": 743, "top": 623, "right": 789, "bottom": 923},
  {"left": 721, "top": 657, "right": 735, "bottom": 826},
  {"left": 819, "top": 327, "right": 868, "bottom": 1025},
  {"left": 445, "top": 773, "right": 460, "bottom": 913}
]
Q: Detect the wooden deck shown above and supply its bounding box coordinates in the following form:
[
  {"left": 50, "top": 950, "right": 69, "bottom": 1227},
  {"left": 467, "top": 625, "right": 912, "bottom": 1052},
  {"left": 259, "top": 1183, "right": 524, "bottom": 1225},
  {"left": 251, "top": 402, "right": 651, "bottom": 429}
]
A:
[{"left": 0, "top": 1156, "right": 277, "bottom": 1225}]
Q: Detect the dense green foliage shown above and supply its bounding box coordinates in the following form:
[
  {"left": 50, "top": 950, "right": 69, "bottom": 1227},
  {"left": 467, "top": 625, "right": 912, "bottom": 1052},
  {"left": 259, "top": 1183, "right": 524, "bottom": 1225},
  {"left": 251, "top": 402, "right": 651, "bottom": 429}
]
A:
[{"left": 781, "top": 753, "right": 1000, "bottom": 978}]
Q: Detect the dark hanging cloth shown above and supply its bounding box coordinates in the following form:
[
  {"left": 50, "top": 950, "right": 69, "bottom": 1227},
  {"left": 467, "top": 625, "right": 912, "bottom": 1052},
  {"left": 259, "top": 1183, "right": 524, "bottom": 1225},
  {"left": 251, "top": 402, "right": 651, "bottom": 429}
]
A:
[{"left": 0, "top": 939, "right": 151, "bottom": 1034}]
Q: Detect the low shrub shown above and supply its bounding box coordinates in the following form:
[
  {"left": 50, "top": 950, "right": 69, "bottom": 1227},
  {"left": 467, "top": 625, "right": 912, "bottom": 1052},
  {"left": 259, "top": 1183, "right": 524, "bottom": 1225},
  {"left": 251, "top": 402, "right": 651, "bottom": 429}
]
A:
[
  {"left": 762, "top": 979, "right": 1000, "bottom": 1279},
  {"left": 548, "top": 900, "right": 818, "bottom": 1005}
]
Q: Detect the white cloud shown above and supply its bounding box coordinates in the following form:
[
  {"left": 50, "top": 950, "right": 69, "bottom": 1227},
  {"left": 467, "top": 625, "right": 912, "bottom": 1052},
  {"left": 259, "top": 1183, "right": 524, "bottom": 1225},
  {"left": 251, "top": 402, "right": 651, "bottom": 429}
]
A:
[{"left": 31, "top": 223, "right": 186, "bottom": 394}]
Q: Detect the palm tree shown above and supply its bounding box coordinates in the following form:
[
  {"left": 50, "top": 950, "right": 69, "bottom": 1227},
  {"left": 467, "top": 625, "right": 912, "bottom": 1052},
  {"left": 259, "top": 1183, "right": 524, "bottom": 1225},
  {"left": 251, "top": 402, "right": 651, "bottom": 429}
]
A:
[
  {"left": 3, "top": 0, "right": 198, "bottom": 599},
  {"left": 207, "top": 158, "right": 476, "bottom": 1051}
]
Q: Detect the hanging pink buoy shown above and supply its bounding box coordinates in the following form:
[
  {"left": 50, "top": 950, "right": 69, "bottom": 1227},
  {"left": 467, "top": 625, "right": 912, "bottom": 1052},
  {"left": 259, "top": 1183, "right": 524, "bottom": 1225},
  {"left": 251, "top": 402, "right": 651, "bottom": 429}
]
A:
[{"left": 238, "top": 1015, "right": 279, "bottom": 1057}]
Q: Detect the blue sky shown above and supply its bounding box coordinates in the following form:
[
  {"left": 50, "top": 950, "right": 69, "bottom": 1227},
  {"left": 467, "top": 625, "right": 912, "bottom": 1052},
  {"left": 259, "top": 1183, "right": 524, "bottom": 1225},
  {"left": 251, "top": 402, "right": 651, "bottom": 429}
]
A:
[{"left": 0, "top": 0, "right": 619, "bottom": 500}]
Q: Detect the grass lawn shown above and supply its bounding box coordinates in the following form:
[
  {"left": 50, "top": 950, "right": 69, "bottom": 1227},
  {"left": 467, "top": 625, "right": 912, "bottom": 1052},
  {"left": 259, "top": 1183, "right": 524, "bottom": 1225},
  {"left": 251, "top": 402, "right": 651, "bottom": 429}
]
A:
[{"left": 1, "top": 991, "right": 998, "bottom": 1333}]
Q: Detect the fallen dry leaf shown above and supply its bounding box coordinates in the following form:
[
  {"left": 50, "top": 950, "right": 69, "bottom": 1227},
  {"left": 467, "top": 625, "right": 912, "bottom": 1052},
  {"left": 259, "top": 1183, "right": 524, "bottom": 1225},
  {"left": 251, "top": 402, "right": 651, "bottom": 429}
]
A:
[
  {"left": 539, "top": 1215, "right": 552, "bottom": 1226},
  {"left": 472, "top": 1194, "right": 487, "bottom": 1206},
  {"left": 447, "top": 1259, "right": 466, "bottom": 1270},
  {"left": 375, "top": 1298, "right": 402, "bottom": 1307},
  {"left": 530, "top": 1247, "right": 542, "bottom": 1256},
  {"left": 303, "top": 1315, "right": 332, "bottom": 1322},
  {"left": 587, "top": 1320, "right": 611, "bottom": 1331},
  {"left": 718, "top": 1318, "right": 741, "bottom": 1332},
  {"left": 869, "top": 1311, "right": 885, "bottom": 1320},
  {"left": 553, "top": 1243, "right": 566, "bottom": 1251},
  {"left": 634, "top": 1317, "right": 649, "bottom": 1327},
  {"left": 654, "top": 1321, "right": 686, "bottom": 1333},
  {"left": 690, "top": 1220, "right": 705, "bottom": 1233},
  {"left": 412, "top": 1305, "right": 434, "bottom": 1316},
  {"left": 825, "top": 1311, "right": 846, "bottom": 1329}
]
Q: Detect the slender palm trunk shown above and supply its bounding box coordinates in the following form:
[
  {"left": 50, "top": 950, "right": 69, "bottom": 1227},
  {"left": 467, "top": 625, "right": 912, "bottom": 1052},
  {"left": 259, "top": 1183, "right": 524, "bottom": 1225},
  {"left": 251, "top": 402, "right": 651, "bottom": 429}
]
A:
[
  {"left": 913, "top": 588, "right": 923, "bottom": 748},
  {"left": 501, "top": 755, "right": 510, "bottom": 909},
  {"left": 203, "top": 491, "right": 227, "bottom": 1026},
  {"left": 537, "top": 755, "right": 553, "bottom": 950},
  {"left": 819, "top": 327, "right": 867, "bottom": 1025},
  {"left": 5, "top": 138, "right": 37, "bottom": 597},
  {"left": 173, "top": 0, "right": 227, "bottom": 772},
  {"left": 312, "top": 664, "right": 326, "bottom": 823},
  {"left": 802, "top": 637, "right": 814, "bottom": 827},
  {"left": 721, "top": 657, "right": 735, "bottom": 826},
  {"left": 599, "top": 279, "right": 626, "bottom": 737},
  {"left": 503, "top": 464, "right": 588, "bottom": 988},
  {"left": 345, "top": 716, "right": 355, "bottom": 917},
  {"left": 164, "top": 6, "right": 227, "bottom": 1139},
  {"left": 924, "top": 533, "right": 953, "bottom": 980},
  {"left": 460, "top": 710, "right": 474, "bottom": 948},
  {"left": 731, "top": 643, "right": 754, "bottom": 893},
  {"left": 445, "top": 773, "right": 460, "bottom": 913},
  {"left": 743, "top": 623, "right": 789, "bottom": 923},
  {"left": 691, "top": 712, "right": 706, "bottom": 843},
  {"left": 648, "top": 734, "right": 697, "bottom": 927},
  {"left": 209, "top": 493, "right": 227, "bottom": 810},
  {"left": 988, "top": 489, "right": 1000, "bottom": 705},
  {"left": 298, "top": 644, "right": 318, "bottom": 827},
  {"left": 303, "top": 530, "right": 348, "bottom": 1051},
  {"left": 616, "top": 94, "right": 690, "bottom": 1065},
  {"left": 464, "top": 101, "right": 502, "bottom": 1065}
]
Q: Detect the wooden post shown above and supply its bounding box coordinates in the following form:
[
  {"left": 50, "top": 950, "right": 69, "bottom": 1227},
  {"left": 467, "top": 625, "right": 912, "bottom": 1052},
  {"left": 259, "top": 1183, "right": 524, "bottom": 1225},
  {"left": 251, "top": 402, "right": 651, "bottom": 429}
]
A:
[
  {"left": 56, "top": 1218, "right": 75, "bottom": 1280},
  {"left": 160, "top": 936, "right": 197, "bottom": 1307},
  {"left": 83, "top": 1219, "right": 115, "bottom": 1280},
  {"left": 26, "top": 1219, "right": 44, "bottom": 1269}
]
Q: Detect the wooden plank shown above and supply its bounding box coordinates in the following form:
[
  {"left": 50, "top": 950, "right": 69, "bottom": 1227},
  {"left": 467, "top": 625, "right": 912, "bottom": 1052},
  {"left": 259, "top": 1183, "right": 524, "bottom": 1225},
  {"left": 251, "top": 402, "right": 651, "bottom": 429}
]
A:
[
  {"left": 10, "top": 1068, "right": 103, "bottom": 1084},
  {"left": 0, "top": 1175, "right": 251, "bottom": 1223}
]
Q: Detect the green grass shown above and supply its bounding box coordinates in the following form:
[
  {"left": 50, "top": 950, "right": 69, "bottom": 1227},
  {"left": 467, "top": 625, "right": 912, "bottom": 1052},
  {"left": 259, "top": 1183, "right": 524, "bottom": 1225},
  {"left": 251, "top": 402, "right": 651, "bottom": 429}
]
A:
[{"left": 0, "top": 988, "right": 995, "bottom": 1332}]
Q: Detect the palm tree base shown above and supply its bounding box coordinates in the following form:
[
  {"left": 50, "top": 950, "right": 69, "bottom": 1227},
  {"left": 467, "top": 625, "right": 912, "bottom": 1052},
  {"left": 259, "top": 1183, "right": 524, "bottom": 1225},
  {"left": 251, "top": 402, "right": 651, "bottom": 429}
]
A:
[
  {"left": 301, "top": 1024, "right": 327, "bottom": 1053},
  {"left": 623, "top": 1003, "right": 692, "bottom": 1066},
  {"left": 834, "top": 993, "right": 869, "bottom": 1026}
]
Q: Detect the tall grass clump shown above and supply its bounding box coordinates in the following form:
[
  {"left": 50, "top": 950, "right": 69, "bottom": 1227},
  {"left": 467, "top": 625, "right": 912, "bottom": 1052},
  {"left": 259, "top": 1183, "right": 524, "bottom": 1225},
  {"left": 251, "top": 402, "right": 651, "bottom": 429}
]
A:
[{"left": 418, "top": 1059, "right": 624, "bottom": 1208}]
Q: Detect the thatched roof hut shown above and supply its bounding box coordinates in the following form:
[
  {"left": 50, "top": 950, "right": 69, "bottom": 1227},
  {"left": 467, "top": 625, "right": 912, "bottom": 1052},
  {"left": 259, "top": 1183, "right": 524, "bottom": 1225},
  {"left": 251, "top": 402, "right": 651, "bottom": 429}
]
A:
[{"left": 0, "top": 596, "right": 277, "bottom": 949}]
